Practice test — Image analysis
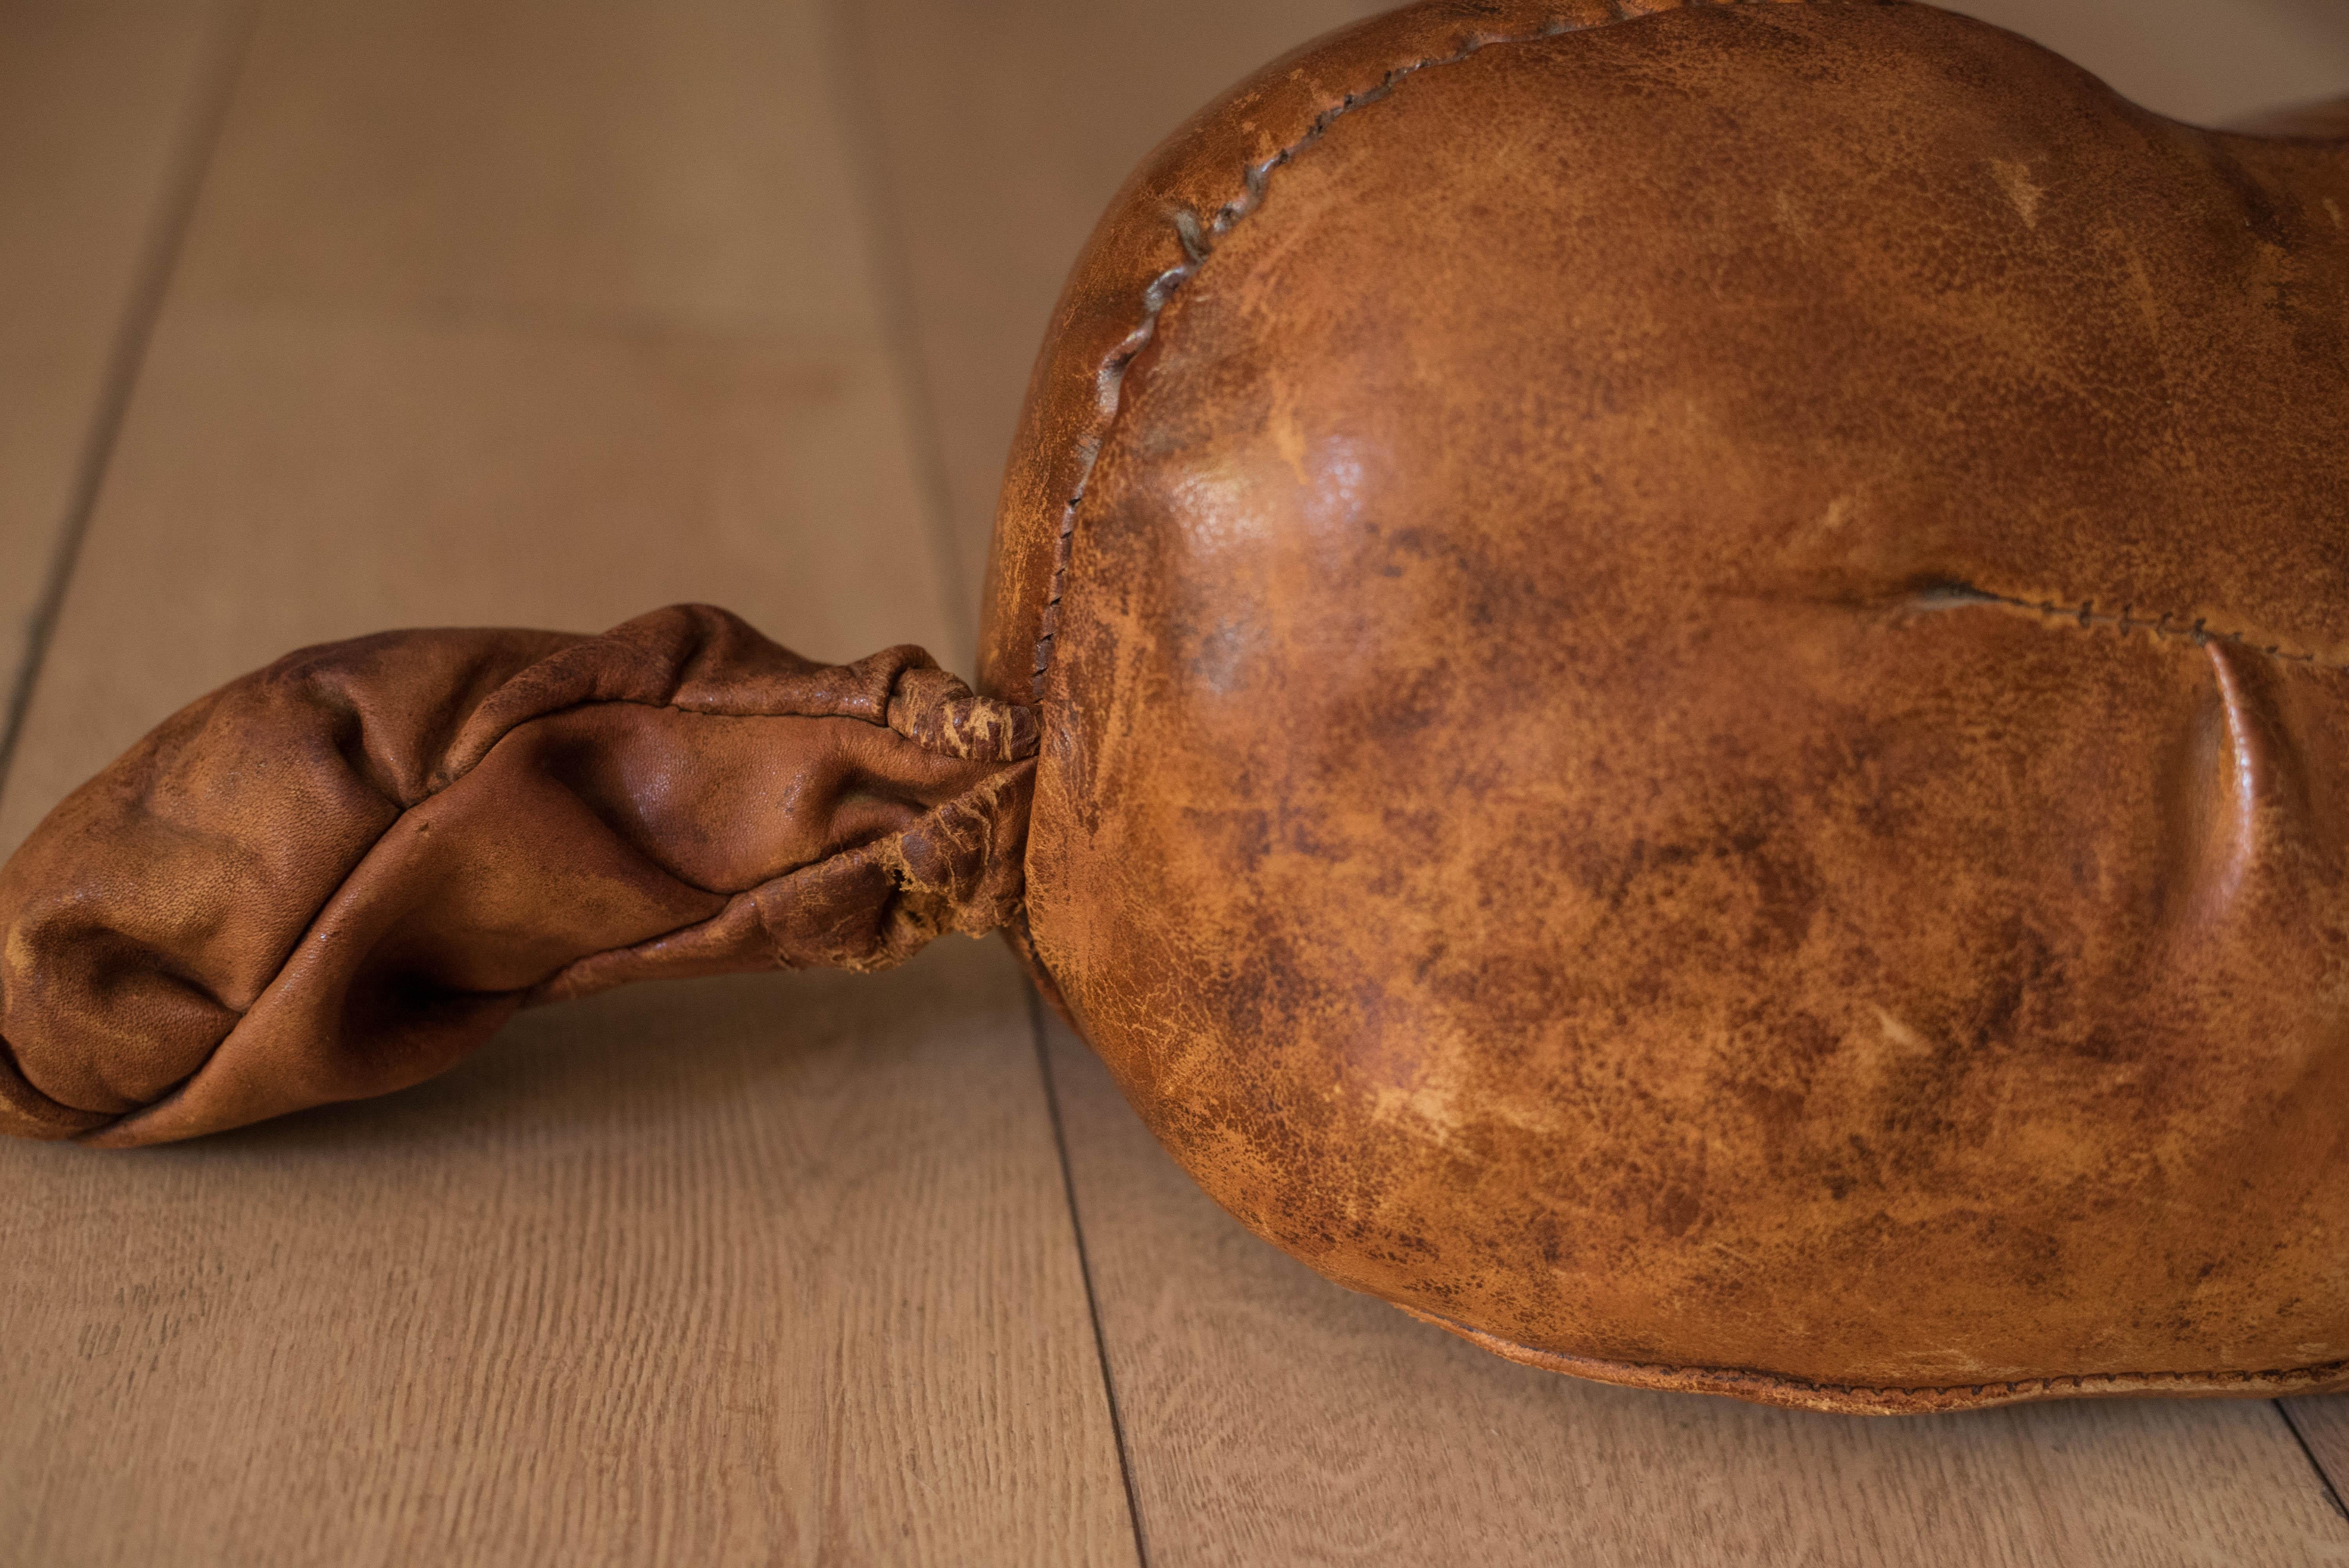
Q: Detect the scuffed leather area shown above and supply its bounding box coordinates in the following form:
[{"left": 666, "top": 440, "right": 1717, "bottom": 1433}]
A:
[
  {"left": 986, "top": 0, "right": 2349, "bottom": 1408},
  {"left": 0, "top": 605, "right": 1035, "bottom": 1146},
  {"left": 973, "top": 0, "right": 1789, "bottom": 706}
]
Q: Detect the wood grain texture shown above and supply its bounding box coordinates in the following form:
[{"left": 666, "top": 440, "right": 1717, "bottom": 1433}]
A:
[
  {"left": 0, "top": 0, "right": 235, "bottom": 740},
  {"left": 1043, "top": 1012, "right": 2349, "bottom": 1566},
  {"left": 0, "top": 304, "right": 957, "bottom": 846},
  {"left": 0, "top": 0, "right": 964, "bottom": 850},
  {"left": 0, "top": 946, "right": 1129, "bottom": 1565},
  {"left": 0, "top": 1, "right": 1133, "bottom": 1560}
]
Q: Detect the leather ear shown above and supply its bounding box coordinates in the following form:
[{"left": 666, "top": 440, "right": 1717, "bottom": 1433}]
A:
[{"left": 0, "top": 604, "right": 1035, "bottom": 1146}]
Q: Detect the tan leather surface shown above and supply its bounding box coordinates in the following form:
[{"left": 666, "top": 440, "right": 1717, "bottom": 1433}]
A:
[
  {"left": 984, "top": 0, "right": 2349, "bottom": 1410},
  {"left": 0, "top": 604, "right": 1034, "bottom": 1146}
]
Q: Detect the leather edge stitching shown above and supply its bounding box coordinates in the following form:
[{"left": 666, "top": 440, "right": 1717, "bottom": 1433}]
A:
[
  {"left": 1410, "top": 1308, "right": 2349, "bottom": 1405},
  {"left": 1024, "top": 0, "right": 1882, "bottom": 700},
  {"left": 1917, "top": 582, "right": 2349, "bottom": 670}
]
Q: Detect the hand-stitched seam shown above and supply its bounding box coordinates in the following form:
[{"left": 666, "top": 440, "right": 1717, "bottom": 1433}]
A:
[
  {"left": 1919, "top": 582, "right": 2348, "bottom": 670},
  {"left": 1616, "top": 1351, "right": 2349, "bottom": 1397},
  {"left": 1427, "top": 1310, "right": 2349, "bottom": 1398},
  {"left": 1027, "top": 0, "right": 1878, "bottom": 700},
  {"left": 1575, "top": 1347, "right": 2349, "bottom": 1399}
]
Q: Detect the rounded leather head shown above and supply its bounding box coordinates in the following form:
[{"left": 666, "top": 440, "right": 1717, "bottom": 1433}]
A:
[{"left": 980, "top": 0, "right": 2349, "bottom": 1410}]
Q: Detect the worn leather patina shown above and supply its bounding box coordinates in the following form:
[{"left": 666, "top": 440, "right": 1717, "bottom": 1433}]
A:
[
  {"left": 981, "top": 0, "right": 2349, "bottom": 1411},
  {"left": 0, "top": 606, "right": 1034, "bottom": 1146},
  {"left": 3, "top": 0, "right": 2345, "bottom": 1412}
]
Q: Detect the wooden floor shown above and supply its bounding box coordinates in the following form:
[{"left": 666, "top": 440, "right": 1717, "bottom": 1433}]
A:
[{"left": 3, "top": 2, "right": 2348, "bottom": 1562}]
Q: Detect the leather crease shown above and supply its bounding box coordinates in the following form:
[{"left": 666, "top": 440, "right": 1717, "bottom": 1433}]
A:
[{"left": 0, "top": 604, "right": 1036, "bottom": 1147}]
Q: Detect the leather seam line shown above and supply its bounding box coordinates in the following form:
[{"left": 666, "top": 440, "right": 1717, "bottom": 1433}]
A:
[
  {"left": 1025, "top": 0, "right": 1883, "bottom": 700},
  {"left": 1424, "top": 1310, "right": 2349, "bottom": 1398},
  {"left": 1924, "top": 583, "right": 2349, "bottom": 670}
]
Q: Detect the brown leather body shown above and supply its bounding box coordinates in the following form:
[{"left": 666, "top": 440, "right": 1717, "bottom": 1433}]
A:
[
  {"left": 6, "top": 0, "right": 2347, "bottom": 1415},
  {"left": 979, "top": 0, "right": 2349, "bottom": 1410}
]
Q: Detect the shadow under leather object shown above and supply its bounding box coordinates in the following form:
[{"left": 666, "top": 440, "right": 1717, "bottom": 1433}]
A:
[{"left": 4, "top": 0, "right": 2347, "bottom": 1414}]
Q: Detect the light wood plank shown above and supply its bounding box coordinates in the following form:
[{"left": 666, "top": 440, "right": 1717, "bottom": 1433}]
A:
[
  {"left": 2284, "top": 1398, "right": 2349, "bottom": 1516},
  {"left": 1044, "top": 1012, "right": 2349, "bottom": 1566},
  {"left": 0, "top": 304, "right": 963, "bottom": 843},
  {"left": 0, "top": 944, "right": 1128, "bottom": 1566},
  {"left": 0, "top": 0, "right": 1134, "bottom": 1559},
  {"left": 0, "top": 0, "right": 973, "bottom": 846},
  {"left": 832, "top": 0, "right": 1387, "bottom": 671},
  {"left": 0, "top": 0, "right": 235, "bottom": 739}
]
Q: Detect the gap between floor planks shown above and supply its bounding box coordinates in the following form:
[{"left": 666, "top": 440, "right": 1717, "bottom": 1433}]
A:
[
  {"left": 0, "top": 2, "right": 1131, "bottom": 1561},
  {"left": 0, "top": 0, "right": 251, "bottom": 787}
]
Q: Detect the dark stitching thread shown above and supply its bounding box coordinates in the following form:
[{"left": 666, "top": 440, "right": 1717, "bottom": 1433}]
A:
[
  {"left": 1430, "top": 1310, "right": 2349, "bottom": 1402},
  {"left": 1919, "top": 583, "right": 2346, "bottom": 671},
  {"left": 1574, "top": 1349, "right": 2349, "bottom": 1403},
  {"left": 1028, "top": 0, "right": 1877, "bottom": 698}
]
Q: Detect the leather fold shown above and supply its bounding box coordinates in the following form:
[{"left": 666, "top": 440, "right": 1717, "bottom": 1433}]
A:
[{"left": 0, "top": 605, "right": 1037, "bottom": 1146}]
